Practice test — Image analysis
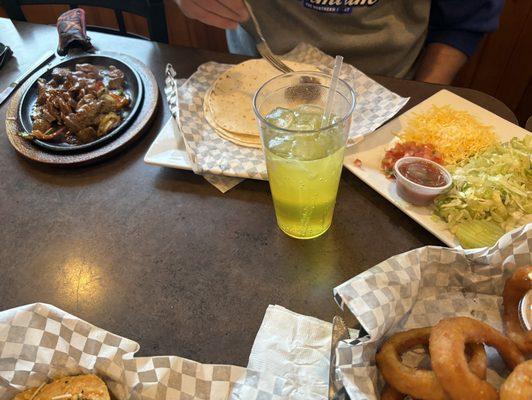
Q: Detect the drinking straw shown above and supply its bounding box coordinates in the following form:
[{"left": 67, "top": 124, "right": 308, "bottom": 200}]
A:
[{"left": 321, "top": 55, "right": 343, "bottom": 128}]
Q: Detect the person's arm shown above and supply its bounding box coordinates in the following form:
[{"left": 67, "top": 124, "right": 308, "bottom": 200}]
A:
[
  {"left": 174, "top": 0, "right": 248, "bottom": 30},
  {"left": 415, "top": 43, "right": 467, "bottom": 84},
  {"left": 415, "top": 0, "right": 504, "bottom": 84}
]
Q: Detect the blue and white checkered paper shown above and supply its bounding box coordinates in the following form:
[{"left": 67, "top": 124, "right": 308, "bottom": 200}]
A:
[
  {"left": 164, "top": 72, "right": 243, "bottom": 193},
  {"left": 332, "top": 223, "right": 532, "bottom": 399},
  {"left": 166, "top": 43, "right": 409, "bottom": 181},
  {"left": 0, "top": 303, "right": 291, "bottom": 400}
]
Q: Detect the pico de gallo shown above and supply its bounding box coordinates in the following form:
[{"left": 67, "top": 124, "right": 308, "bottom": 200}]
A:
[{"left": 381, "top": 141, "right": 444, "bottom": 178}]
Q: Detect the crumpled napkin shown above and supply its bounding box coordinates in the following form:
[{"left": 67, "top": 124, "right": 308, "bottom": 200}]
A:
[{"left": 247, "top": 305, "right": 332, "bottom": 399}]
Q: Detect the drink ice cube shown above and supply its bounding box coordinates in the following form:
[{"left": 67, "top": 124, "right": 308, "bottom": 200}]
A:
[{"left": 265, "top": 107, "right": 296, "bottom": 129}]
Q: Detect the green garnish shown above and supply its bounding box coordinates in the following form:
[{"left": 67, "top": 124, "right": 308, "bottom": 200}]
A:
[{"left": 17, "top": 131, "right": 34, "bottom": 140}]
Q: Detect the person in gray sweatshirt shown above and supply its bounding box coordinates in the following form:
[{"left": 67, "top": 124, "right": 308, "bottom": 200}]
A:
[{"left": 173, "top": 0, "right": 504, "bottom": 85}]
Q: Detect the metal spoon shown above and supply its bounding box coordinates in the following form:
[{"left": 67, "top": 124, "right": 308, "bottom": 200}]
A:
[{"left": 519, "top": 289, "right": 532, "bottom": 331}]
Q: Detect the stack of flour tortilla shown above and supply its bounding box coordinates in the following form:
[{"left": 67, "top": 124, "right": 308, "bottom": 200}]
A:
[{"left": 204, "top": 59, "right": 319, "bottom": 149}]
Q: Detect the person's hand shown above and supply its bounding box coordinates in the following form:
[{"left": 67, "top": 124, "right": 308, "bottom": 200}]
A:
[{"left": 175, "top": 0, "right": 249, "bottom": 30}]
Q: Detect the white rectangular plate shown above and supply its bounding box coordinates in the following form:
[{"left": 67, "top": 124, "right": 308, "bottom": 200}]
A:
[{"left": 343, "top": 89, "right": 530, "bottom": 247}]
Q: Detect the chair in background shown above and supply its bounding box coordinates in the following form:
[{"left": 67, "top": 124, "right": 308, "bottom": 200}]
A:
[{"left": 1, "top": 0, "right": 169, "bottom": 43}]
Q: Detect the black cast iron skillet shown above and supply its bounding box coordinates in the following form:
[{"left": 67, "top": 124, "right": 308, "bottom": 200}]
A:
[{"left": 18, "top": 53, "right": 144, "bottom": 153}]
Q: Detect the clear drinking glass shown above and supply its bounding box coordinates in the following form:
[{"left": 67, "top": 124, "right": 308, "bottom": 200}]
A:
[{"left": 253, "top": 71, "right": 355, "bottom": 239}]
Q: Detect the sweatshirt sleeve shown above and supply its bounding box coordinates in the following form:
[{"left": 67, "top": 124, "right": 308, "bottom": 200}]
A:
[{"left": 426, "top": 0, "right": 505, "bottom": 57}]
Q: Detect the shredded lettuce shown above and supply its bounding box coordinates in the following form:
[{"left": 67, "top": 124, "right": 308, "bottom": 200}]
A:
[{"left": 434, "top": 135, "right": 532, "bottom": 238}]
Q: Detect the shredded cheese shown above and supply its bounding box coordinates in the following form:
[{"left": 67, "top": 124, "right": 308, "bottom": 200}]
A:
[{"left": 397, "top": 105, "right": 498, "bottom": 165}]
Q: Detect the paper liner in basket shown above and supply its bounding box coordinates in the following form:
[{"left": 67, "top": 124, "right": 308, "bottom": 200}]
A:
[
  {"left": 332, "top": 223, "right": 532, "bottom": 399},
  {"left": 0, "top": 303, "right": 293, "bottom": 400}
]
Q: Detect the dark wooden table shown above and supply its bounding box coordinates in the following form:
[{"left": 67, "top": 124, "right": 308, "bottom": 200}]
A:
[{"left": 0, "top": 19, "right": 518, "bottom": 366}]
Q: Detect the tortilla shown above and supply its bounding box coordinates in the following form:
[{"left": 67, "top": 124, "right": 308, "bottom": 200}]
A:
[
  {"left": 203, "top": 85, "right": 262, "bottom": 149},
  {"left": 206, "top": 59, "right": 320, "bottom": 141},
  {"left": 13, "top": 374, "right": 110, "bottom": 400}
]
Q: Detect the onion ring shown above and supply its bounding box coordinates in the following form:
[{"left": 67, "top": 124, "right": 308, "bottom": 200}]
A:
[
  {"left": 376, "top": 327, "right": 487, "bottom": 400},
  {"left": 380, "top": 385, "right": 423, "bottom": 400},
  {"left": 430, "top": 317, "right": 524, "bottom": 400},
  {"left": 503, "top": 266, "right": 532, "bottom": 354},
  {"left": 380, "top": 385, "right": 405, "bottom": 400},
  {"left": 500, "top": 360, "right": 532, "bottom": 400}
]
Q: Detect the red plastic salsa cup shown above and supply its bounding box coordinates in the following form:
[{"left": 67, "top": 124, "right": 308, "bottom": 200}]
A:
[{"left": 393, "top": 157, "right": 452, "bottom": 206}]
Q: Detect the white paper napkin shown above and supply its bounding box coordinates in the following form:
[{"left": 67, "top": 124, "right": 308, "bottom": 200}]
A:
[{"left": 247, "top": 305, "right": 332, "bottom": 399}]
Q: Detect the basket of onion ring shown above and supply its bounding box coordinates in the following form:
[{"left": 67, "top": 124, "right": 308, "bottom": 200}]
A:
[{"left": 375, "top": 266, "right": 531, "bottom": 400}]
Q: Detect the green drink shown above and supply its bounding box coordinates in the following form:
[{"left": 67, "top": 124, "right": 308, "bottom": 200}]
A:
[
  {"left": 254, "top": 72, "right": 355, "bottom": 239},
  {"left": 264, "top": 106, "right": 345, "bottom": 238}
]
